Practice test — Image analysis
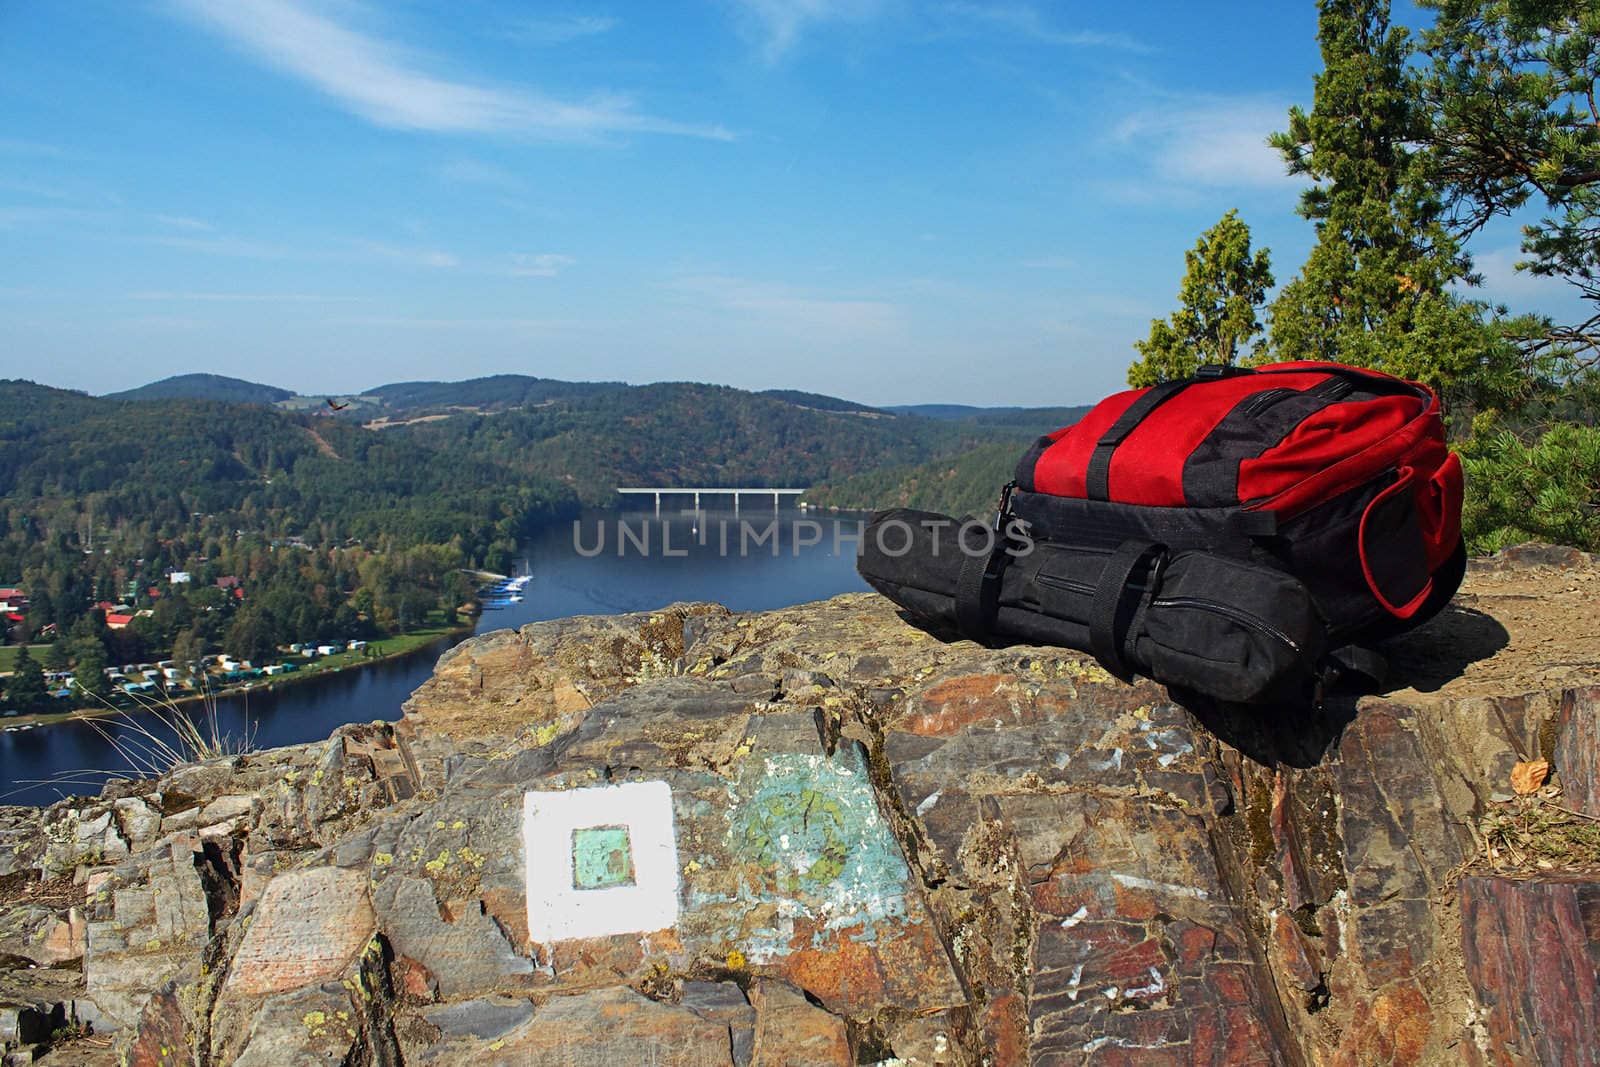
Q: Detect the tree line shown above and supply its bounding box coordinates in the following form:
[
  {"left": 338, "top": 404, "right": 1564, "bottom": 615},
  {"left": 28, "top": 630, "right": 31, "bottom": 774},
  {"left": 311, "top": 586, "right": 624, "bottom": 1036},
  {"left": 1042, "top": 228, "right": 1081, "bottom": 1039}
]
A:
[{"left": 1129, "top": 0, "right": 1600, "bottom": 552}]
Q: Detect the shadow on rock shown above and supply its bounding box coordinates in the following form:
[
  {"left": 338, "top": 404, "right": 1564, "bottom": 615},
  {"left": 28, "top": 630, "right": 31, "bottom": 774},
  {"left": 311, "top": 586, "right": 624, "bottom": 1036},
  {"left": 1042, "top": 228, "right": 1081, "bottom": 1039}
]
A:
[
  {"left": 1377, "top": 604, "right": 1510, "bottom": 694},
  {"left": 1170, "top": 689, "right": 1361, "bottom": 770}
]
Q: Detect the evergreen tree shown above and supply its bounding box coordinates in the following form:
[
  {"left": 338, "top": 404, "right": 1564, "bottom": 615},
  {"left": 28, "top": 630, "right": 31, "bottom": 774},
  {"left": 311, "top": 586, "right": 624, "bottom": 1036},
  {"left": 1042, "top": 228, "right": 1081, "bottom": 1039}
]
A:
[
  {"left": 6, "top": 645, "right": 47, "bottom": 711},
  {"left": 1129, "top": 210, "right": 1274, "bottom": 386},
  {"left": 225, "top": 610, "right": 278, "bottom": 666},
  {"left": 43, "top": 640, "right": 70, "bottom": 672},
  {"left": 1268, "top": 0, "right": 1520, "bottom": 407},
  {"left": 1419, "top": 0, "right": 1600, "bottom": 394},
  {"left": 72, "top": 639, "right": 109, "bottom": 700}
]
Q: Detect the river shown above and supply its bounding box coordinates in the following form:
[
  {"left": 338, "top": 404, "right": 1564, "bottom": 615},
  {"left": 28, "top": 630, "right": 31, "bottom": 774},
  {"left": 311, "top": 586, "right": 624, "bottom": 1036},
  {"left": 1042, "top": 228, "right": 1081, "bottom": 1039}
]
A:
[{"left": 0, "top": 508, "right": 870, "bottom": 806}]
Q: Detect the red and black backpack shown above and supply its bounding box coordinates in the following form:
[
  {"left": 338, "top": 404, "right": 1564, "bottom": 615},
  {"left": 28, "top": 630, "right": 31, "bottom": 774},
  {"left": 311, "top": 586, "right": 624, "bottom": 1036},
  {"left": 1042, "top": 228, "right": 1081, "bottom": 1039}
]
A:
[{"left": 857, "top": 361, "right": 1466, "bottom": 705}]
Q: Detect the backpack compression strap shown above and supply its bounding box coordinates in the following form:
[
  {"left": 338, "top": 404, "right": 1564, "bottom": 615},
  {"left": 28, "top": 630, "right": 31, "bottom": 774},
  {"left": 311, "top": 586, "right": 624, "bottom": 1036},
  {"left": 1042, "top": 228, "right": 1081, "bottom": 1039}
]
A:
[
  {"left": 1086, "top": 366, "right": 1253, "bottom": 500},
  {"left": 1089, "top": 540, "right": 1167, "bottom": 681},
  {"left": 955, "top": 482, "right": 1020, "bottom": 643}
]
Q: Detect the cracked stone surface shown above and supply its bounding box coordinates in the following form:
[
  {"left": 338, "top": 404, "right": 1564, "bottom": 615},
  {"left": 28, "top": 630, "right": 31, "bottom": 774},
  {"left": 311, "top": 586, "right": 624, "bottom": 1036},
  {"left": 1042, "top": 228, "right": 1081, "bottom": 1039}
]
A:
[{"left": 0, "top": 544, "right": 1597, "bottom": 1065}]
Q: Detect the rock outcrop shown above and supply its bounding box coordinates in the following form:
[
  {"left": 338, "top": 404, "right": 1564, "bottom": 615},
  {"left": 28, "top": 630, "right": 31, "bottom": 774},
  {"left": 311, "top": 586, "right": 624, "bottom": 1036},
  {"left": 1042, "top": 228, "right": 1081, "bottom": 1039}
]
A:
[{"left": 1, "top": 543, "right": 1597, "bottom": 1065}]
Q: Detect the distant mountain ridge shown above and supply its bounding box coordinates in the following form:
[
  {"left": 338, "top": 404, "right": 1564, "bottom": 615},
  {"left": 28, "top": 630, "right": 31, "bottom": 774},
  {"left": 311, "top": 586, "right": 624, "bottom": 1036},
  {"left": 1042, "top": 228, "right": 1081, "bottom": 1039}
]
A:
[
  {"left": 107, "top": 373, "right": 294, "bottom": 405},
  {"left": 104, "top": 373, "right": 1083, "bottom": 427}
]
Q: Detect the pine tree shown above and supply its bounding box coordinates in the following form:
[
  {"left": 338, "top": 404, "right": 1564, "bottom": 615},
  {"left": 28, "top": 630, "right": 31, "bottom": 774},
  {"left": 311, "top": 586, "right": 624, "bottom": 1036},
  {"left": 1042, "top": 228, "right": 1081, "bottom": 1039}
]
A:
[
  {"left": 1420, "top": 0, "right": 1600, "bottom": 381},
  {"left": 72, "top": 638, "right": 110, "bottom": 701},
  {"left": 1268, "top": 0, "right": 1519, "bottom": 408},
  {"left": 1129, "top": 210, "right": 1274, "bottom": 387},
  {"left": 6, "top": 645, "right": 47, "bottom": 711}
]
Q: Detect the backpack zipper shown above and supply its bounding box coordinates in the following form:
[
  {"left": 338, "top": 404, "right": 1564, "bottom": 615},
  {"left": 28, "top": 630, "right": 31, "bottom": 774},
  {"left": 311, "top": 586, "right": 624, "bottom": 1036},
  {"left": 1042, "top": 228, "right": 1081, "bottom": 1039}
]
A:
[
  {"left": 1150, "top": 596, "right": 1303, "bottom": 654},
  {"left": 1037, "top": 576, "right": 1302, "bottom": 655},
  {"left": 1239, "top": 387, "right": 1294, "bottom": 418},
  {"left": 1035, "top": 573, "right": 1098, "bottom": 596}
]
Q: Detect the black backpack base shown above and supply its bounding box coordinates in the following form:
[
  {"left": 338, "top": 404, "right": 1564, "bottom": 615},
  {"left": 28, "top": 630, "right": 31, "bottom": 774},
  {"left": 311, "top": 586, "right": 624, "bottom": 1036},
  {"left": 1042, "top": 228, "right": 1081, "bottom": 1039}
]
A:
[{"left": 857, "top": 508, "right": 1332, "bottom": 706}]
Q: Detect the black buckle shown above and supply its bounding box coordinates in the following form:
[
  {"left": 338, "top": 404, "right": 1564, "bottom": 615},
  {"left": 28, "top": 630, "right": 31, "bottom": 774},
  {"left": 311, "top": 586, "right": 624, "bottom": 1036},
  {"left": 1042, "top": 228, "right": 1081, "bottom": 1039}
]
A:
[
  {"left": 992, "top": 480, "right": 1017, "bottom": 533},
  {"left": 1196, "top": 364, "right": 1252, "bottom": 380}
]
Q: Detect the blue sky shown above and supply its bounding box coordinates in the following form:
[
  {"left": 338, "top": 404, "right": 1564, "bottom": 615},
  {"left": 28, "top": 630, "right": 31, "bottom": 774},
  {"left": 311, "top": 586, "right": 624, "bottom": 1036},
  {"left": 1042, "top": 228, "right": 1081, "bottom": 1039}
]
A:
[{"left": 0, "top": 1, "right": 1583, "bottom": 405}]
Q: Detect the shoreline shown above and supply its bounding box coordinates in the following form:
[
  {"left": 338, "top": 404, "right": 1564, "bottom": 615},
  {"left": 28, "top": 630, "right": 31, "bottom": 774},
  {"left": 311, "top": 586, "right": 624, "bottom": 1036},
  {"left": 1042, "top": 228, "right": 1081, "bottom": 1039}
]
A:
[{"left": 0, "top": 621, "right": 474, "bottom": 733}]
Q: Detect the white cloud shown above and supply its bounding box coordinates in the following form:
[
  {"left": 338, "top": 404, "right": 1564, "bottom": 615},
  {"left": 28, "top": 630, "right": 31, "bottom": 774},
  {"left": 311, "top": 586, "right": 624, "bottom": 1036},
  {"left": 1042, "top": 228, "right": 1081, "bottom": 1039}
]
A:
[
  {"left": 0, "top": 138, "right": 66, "bottom": 157},
  {"left": 1470, "top": 245, "right": 1592, "bottom": 315},
  {"left": 334, "top": 315, "right": 573, "bottom": 330},
  {"left": 1115, "top": 97, "right": 1299, "bottom": 189},
  {"left": 129, "top": 290, "right": 352, "bottom": 302},
  {"left": 663, "top": 273, "right": 901, "bottom": 335},
  {"left": 507, "top": 253, "right": 574, "bottom": 277},
  {"left": 168, "top": 0, "right": 730, "bottom": 140},
  {"left": 438, "top": 158, "right": 529, "bottom": 195},
  {"left": 154, "top": 214, "right": 213, "bottom": 231},
  {"left": 729, "top": 0, "right": 889, "bottom": 62},
  {"left": 149, "top": 234, "right": 295, "bottom": 259},
  {"left": 0, "top": 205, "right": 104, "bottom": 229},
  {"left": 352, "top": 241, "right": 460, "bottom": 268},
  {"left": 508, "top": 14, "right": 620, "bottom": 45},
  {"left": 937, "top": 3, "right": 1150, "bottom": 52}
]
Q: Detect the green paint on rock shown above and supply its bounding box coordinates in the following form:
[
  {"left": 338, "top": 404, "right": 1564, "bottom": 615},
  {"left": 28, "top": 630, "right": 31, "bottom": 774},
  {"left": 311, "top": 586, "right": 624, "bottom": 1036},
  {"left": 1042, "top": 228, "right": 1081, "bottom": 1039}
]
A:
[
  {"left": 571, "top": 825, "right": 636, "bottom": 889},
  {"left": 718, "top": 748, "right": 915, "bottom": 959}
]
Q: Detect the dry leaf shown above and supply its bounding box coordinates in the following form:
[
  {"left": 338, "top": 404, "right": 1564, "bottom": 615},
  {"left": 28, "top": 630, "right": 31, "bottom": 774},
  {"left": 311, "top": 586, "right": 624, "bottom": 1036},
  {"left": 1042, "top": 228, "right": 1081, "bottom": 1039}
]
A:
[{"left": 1511, "top": 759, "right": 1550, "bottom": 796}]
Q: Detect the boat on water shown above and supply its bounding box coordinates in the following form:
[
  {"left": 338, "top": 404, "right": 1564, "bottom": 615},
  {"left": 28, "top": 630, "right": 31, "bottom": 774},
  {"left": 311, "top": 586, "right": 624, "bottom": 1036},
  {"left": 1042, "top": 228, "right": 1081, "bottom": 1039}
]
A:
[{"left": 476, "top": 564, "right": 532, "bottom": 607}]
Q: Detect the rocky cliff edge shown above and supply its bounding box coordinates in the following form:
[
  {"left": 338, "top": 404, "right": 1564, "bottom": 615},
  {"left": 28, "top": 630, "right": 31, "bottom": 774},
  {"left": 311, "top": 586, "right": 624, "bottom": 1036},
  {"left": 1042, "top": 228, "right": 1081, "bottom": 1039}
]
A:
[{"left": 2, "top": 543, "right": 1598, "bottom": 1066}]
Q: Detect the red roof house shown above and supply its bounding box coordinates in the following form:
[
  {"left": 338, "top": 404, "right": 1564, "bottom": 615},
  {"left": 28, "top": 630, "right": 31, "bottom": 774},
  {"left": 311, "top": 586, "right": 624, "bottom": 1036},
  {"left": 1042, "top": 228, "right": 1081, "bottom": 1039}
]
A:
[{"left": 105, "top": 613, "right": 134, "bottom": 630}]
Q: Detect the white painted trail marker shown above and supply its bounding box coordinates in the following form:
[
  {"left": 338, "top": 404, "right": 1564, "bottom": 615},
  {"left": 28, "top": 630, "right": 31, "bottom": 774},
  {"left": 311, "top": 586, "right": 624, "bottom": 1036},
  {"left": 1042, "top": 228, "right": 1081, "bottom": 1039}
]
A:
[{"left": 523, "top": 781, "right": 680, "bottom": 943}]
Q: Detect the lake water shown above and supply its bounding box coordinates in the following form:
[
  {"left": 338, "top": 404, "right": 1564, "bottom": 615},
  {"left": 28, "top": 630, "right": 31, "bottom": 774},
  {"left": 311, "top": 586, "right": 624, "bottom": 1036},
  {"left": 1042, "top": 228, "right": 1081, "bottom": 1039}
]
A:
[{"left": 0, "top": 508, "right": 870, "bottom": 806}]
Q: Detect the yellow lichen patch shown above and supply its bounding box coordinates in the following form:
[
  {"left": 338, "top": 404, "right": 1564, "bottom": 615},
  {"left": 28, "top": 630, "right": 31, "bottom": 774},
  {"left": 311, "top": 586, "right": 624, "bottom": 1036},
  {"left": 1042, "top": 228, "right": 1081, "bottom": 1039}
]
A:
[
  {"left": 424, "top": 850, "right": 452, "bottom": 874},
  {"left": 726, "top": 949, "right": 747, "bottom": 970},
  {"left": 373, "top": 852, "right": 393, "bottom": 867}
]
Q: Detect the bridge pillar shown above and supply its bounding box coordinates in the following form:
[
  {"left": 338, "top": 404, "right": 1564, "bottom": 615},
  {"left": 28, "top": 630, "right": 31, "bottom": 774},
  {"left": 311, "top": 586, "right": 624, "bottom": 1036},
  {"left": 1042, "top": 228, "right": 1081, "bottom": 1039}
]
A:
[{"left": 655, "top": 492, "right": 661, "bottom": 518}]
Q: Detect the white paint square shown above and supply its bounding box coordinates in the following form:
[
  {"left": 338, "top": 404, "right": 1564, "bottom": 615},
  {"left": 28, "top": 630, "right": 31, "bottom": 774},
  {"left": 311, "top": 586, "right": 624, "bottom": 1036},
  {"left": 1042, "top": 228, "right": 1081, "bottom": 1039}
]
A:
[{"left": 523, "top": 781, "right": 680, "bottom": 944}]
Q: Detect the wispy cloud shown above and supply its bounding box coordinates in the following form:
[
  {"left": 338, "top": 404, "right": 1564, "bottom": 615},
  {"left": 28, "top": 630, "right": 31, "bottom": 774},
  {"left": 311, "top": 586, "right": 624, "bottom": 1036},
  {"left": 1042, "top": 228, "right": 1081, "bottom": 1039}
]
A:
[
  {"left": 937, "top": 3, "right": 1150, "bottom": 52},
  {"left": 438, "top": 158, "right": 529, "bottom": 195},
  {"left": 0, "top": 138, "right": 66, "bottom": 157},
  {"left": 129, "top": 290, "right": 355, "bottom": 302},
  {"left": 352, "top": 240, "right": 460, "bottom": 269},
  {"left": 1115, "top": 96, "right": 1299, "bottom": 189},
  {"left": 148, "top": 234, "right": 295, "bottom": 259},
  {"left": 507, "top": 253, "right": 574, "bottom": 277},
  {"left": 0, "top": 205, "right": 106, "bottom": 229},
  {"left": 507, "top": 14, "right": 620, "bottom": 45},
  {"left": 153, "top": 214, "right": 213, "bottom": 231},
  {"left": 664, "top": 273, "right": 901, "bottom": 335},
  {"left": 168, "top": 0, "right": 730, "bottom": 140},
  {"left": 334, "top": 315, "right": 574, "bottom": 330},
  {"left": 729, "top": 0, "right": 889, "bottom": 63},
  {"left": 1470, "top": 246, "right": 1591, "bottom": 315}
]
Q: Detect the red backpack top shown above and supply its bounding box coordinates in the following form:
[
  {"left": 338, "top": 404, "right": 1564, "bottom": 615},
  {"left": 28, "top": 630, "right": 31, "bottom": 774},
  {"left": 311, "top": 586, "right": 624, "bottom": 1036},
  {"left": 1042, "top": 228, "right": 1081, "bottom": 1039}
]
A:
[{"left": 1008, "top": 361, "right": 1464, "bottom": 642}]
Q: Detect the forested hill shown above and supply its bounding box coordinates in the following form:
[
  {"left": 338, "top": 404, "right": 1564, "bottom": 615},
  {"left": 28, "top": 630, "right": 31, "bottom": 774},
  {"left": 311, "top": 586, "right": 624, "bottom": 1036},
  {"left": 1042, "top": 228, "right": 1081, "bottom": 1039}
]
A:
[
  {"left": 106, "top": 373, "right": 294, "bottom": 405},
  {"left": 73, "top": 371, "right": 1094, "bottom": 518},
  {"left": 1, "top": 376, "right": 1021, "bottom": 532}
]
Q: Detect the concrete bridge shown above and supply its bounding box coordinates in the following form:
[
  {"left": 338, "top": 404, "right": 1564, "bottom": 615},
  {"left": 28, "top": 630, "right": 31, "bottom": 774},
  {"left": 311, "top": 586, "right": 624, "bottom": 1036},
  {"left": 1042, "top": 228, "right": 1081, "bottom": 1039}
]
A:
[{"left": 616, "top": 487, "right": 806, "bottom": 517}]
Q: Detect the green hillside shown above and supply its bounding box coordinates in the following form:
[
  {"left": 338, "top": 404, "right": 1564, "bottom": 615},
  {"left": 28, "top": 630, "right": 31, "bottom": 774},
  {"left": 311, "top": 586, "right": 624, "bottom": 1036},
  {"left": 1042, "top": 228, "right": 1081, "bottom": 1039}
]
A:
[
  {"left": 804, "top": 439, "right": 1027, "bottom": 519},
  {"left": 106, "top": 373, "right": 294, "bottom": 405}
]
